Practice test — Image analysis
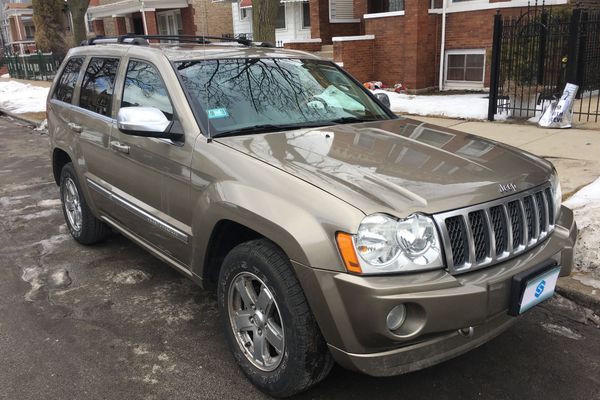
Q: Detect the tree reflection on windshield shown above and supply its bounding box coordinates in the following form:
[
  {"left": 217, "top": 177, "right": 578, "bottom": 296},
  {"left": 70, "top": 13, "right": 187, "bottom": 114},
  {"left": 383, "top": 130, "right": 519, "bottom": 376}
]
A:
[{"left": 175, "top": 58, "right": 389, "bottom": 136}]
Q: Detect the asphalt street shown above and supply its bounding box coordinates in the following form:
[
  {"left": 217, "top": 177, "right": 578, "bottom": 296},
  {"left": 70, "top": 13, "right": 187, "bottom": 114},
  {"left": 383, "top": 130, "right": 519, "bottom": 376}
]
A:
[{"left": 0, "top": 116, "right": 599, "bottom": 400}]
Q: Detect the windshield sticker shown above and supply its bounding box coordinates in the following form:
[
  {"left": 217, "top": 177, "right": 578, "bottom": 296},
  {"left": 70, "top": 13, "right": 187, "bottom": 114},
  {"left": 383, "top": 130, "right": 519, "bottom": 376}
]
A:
[{"left": 207, "top": 108, "right": 229, "bottom": 119}]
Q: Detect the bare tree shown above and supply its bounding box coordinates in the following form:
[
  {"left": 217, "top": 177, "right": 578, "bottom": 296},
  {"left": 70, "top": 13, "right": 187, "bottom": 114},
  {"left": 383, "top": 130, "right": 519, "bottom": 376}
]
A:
[
  {"left": 252, "top": 0, "right": 280, "bottom": 43},
  {"left": 67, "top": 0, "right": 91, "bottom": 46},
  {"left": 32, "top": 0, "right": 67, "bottom": 53}
]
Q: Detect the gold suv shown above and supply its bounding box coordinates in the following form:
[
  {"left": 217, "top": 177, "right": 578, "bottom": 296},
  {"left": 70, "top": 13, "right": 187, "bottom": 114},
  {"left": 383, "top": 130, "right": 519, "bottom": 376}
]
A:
[{"left": 47, "top": 35, "right": 577, "bottom": 398}]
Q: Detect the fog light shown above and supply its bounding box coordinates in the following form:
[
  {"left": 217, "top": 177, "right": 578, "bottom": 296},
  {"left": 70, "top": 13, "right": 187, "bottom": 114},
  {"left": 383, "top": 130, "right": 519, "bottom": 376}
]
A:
[{"left": 386, "top": 304, "right": 407, "bottom": 331}]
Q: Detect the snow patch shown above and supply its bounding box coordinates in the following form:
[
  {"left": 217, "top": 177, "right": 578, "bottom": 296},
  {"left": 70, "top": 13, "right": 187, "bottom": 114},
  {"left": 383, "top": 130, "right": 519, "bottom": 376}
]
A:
[
  {"left": 34, "top": 119, "right": 48, "bottom": 132},
  {"left": 372, "top": 90, "right": 507, "bottom": 121},
  {"left": 1, "top": 73, "right": 9, "bottom": 78},
  {"left": 541, "top": 323, "right": 582, "bottom": 340},
  {"left": 21, "top": 265, "right": 71, "bottom": 301},
  {"left": 0, "top": 80, "right": 49, "bottom": 114},
  {"left": 17, "top": 208, "right": 60, "bottom": 220},
  {"left": 572, "top": 274, "right": 600, "bottom": 290},
  {"left": 562, "top": 178, "right": 600, "bottom": 283},
  {"left": 38, "top": 234, "right": 71, "bottom": 255},
  {"left": 113, "top": 269, "right": 152, "bottom": 285},
  {"left": 37, "top": 199, "right": 62, "bottom": 208}
]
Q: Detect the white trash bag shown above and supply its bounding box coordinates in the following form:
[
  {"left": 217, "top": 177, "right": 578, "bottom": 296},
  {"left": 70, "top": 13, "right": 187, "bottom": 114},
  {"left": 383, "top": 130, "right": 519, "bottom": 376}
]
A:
[{"left": 538, "top": 83, "right": 578, "bottom": 129}]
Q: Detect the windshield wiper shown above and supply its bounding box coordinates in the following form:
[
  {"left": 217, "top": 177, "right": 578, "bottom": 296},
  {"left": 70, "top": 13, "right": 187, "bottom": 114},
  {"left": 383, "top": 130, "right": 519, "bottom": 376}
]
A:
[
  {"left": 327, "top": 116, "right": 381, "bottom": 124},
  {"left": 213, "top": 122, "right": 334, "bottom": 138}
]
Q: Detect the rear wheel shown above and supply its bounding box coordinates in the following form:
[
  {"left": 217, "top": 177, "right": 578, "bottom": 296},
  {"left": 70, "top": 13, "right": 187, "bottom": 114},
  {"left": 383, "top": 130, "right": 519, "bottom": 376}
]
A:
[
  {"left": 218, "top": 239, "right": 333, "bottom": 398},
  {"left": 59, "top": 162, "right": 109, "bottom": 244}
]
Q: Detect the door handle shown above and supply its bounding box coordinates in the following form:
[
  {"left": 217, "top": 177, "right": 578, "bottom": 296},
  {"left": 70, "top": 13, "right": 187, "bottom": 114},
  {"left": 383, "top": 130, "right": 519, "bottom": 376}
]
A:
[
  {"left": 67, "top": 122, "right": 82, "bottom": 133},
  {"left": 110, "top": 141, "right": 130, "bottom": 154}
]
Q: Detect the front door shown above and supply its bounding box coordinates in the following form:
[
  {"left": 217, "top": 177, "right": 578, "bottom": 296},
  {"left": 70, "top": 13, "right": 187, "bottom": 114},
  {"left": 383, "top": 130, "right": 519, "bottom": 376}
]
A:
[{"left": 107, "top": 59, "right": 193, "bottom": 267}]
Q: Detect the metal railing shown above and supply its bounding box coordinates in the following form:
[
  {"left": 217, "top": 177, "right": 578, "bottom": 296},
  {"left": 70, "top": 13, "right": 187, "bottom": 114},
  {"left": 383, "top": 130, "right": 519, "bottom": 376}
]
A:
[{"left": 4, "top": 51, "right": 64, "bottom": 81}]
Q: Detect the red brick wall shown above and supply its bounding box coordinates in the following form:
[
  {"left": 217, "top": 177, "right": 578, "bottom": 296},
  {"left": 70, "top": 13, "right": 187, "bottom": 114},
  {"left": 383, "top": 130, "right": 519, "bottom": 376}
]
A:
[
  {"left": 284, "top": 41, "right": 323, "bottom": 52},
  {"left": 334, "top": 38, "right": 374, "bottom": 83},
  {"left": 310, "top": 0, "right": 360, "bottom": 43},
  {"left": 364, "top": 16, "right": 404, "bottom": 86},
  {"left": 144, "top": 11, "right": 159, "bottom": 35},
  {"left": 91, "top": 20, "right": 105, "bottom": 36},
  {"left": 115, "top": 17, "right": 127, "bottom": 35},
  {"left": 181, "top": 6, "right": 197, "bottom": 35}
]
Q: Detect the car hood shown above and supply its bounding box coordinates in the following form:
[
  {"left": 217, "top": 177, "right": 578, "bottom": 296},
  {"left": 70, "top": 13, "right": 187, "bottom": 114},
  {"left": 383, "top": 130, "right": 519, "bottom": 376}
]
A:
[{"left": 216, "top": 118, "right": 553, "bottom": 217}]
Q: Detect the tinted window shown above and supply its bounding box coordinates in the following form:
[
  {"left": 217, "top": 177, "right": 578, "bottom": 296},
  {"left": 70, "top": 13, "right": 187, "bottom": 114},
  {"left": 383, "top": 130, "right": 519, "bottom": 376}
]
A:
[
  {"left": 121, "top": 60, "right": 173, "bottom": 120},
  {"left": 53, "top": 57, "right": 84, "bottom": 103},
  {"left": 79, "top": 57, "right": 119, "bottom": 117}
]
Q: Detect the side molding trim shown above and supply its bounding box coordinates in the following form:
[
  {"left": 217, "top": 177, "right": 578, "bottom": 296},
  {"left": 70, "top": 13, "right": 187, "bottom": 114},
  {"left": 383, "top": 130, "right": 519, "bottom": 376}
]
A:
[{"left": 87, "top": 178, "right": 189, "bottom": 244}]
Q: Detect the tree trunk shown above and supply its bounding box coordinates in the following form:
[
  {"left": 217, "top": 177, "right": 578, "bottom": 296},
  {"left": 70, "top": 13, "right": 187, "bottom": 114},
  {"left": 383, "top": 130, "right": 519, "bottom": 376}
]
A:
[
  {"left": 252, "top": 0, "right": 280, "bottom": 43},
  {"left": 67, "top": 0, "right": 91, "bottom": 46},
  {"left": 32, "top": 0, "right": 67, "bottom": 54}
]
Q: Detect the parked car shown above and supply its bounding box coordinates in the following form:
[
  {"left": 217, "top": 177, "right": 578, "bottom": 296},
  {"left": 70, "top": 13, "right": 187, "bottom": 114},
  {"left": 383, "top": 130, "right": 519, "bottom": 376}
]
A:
[{"left": 47, "top": 36, "right": 577, "bottom": 398}]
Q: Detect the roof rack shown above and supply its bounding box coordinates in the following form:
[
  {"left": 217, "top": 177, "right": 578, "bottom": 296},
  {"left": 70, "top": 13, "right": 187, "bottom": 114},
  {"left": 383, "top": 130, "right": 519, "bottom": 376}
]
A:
[{"left": 80, "top": 34, "right": 274, "bottom": 48}]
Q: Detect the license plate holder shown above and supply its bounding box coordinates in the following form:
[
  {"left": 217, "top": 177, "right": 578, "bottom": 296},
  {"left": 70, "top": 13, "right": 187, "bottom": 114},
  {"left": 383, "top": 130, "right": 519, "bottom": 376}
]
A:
[{"left": 508, "top": 261, "right": 561, "bottom": 316}]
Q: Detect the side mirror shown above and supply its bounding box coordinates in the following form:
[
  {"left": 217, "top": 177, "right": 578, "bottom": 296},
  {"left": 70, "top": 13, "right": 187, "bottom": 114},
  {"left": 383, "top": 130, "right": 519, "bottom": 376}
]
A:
[
  {"left": 375, "top": 92, "right": 391, "bottom": 109},
  {"left": 117, "top": 107, "right": 172, "bottom": 137}
]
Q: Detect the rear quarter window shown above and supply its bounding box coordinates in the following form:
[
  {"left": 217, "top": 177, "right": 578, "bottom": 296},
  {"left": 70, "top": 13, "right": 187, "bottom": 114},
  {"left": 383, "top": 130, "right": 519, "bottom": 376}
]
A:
[
  {"left": 79, "top": 57, "right": 120, "bottom": 117},
  {"left": 53, "top": 57, "right": 84, "bottom": 103}
]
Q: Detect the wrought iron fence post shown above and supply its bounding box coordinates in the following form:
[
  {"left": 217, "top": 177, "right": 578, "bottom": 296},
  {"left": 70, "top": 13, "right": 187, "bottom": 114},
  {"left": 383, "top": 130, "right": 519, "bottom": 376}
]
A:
[
  {"left": 565, "top": 8, "right": 582, "bottom": 85},
  {"left": 537, "top": 11, "right": 548, "bottom": 85},
  {"left": 488, "top": 12, "right": 503, "bottom": 121}
]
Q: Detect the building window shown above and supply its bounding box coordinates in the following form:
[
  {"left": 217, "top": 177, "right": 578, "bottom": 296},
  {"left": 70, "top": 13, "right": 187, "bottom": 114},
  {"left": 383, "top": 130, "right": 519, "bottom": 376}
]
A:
[
  {"left": 445, "top": 50, "right": 485, "bottom": 83},
  {"left": 157, "top": 10, "right": 183, "bottom": 38},
  {"left": 368, "top": 0, "right": 404, "bottom": 14},
  {"left": 302, "top": 1, "right": 311, "bottom": 28},
  {"left": 23, "top": 23, "right": 35, "bottom": 40},
  {"left": 276, "top": 3, "right": 286, "bottom": 29},
  {"left": 239, "top": 4, "right": 249, "bottom": 20}
]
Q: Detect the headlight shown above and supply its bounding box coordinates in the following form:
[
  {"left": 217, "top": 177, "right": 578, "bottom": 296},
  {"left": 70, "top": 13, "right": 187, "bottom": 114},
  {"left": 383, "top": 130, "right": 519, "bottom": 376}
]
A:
[
  {"left": 339, "top": 213, "right": 444, "bottom": 274},
  {"left": 550, "top": 172, "right": 562, "bottom": 222}
]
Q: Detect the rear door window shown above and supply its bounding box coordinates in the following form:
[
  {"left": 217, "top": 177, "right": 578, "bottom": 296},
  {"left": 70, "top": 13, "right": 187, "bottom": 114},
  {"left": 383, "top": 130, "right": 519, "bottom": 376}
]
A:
[
  {"left": 121, "top": 60, "right": 174, "bottom": 120},
  {"left": 79, "top": 57, "right": 120, "bottom": 117},
  {"left": 53, "top": 57, "right": 84, "bottom": 103}
]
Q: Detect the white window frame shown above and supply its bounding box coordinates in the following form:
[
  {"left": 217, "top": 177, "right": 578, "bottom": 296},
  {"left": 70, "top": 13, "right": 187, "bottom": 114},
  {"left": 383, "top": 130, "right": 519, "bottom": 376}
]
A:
[
  {"left": 156, "top": 9, "right": 183, "bottom": 36},
  {"left": 444, "top": 48, "right": 486, "bottom": 90},
  {"left": 239, "top": 3, "right": 249, "bottom": 21}
]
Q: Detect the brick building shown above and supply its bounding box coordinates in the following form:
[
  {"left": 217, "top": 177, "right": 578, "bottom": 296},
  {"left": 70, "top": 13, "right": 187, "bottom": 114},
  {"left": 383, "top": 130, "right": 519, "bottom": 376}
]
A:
[
  {"left": 86, "top": 0, "right": 233, "bottom": 39},
  {"left": 287, "top": 0, "right": 585, "bottom": 92},
  {"left": 1, "top": 1, "right": 36, "bottom": 54}
]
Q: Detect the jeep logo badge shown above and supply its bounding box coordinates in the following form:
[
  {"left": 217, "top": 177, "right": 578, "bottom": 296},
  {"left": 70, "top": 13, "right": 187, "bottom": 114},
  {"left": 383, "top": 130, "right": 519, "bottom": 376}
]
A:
[{"left": 499, "top": 183, "right": 518, "bottom": 193}]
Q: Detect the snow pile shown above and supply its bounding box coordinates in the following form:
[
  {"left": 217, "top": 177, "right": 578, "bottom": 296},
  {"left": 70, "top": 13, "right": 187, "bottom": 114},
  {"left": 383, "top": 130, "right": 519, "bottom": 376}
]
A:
[
  {"left": 373, "top": 90, "right": 507, "bottom": 121},
  {"left": 1, "top": 73, "right": 9, "bottom": 78},
  {"left": 0, "top": 80, "right": 48, "bottom": 114},
  {"left": 564, "top": 177, "right": 600, "bottom": 289}
]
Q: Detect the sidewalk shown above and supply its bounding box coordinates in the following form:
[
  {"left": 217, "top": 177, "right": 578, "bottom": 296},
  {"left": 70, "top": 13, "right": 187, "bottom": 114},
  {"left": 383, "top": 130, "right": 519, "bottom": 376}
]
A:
[{"left": 1, "top": 78, "right": 599, "bottom": 309}]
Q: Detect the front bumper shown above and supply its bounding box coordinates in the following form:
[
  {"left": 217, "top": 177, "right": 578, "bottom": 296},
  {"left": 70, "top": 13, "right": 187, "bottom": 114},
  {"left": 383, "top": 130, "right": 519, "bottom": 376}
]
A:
[{"left": 292, "top": 206, "right": 577, "bottom": 376}]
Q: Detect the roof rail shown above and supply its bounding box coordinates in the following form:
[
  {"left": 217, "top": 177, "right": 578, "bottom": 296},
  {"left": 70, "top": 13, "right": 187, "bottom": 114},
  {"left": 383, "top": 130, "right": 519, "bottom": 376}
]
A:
[{"left": 80, "top": 34, "right": 273, "bottom": 48}]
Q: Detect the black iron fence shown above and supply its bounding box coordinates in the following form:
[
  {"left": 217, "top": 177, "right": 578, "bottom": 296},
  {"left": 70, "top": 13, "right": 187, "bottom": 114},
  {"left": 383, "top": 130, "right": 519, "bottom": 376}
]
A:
[
  {"left": 488, "top": 5, "right": 600, "bottom": 122},
  {"left": 4, "top": 51, "right": 64, "bottom": 81}
]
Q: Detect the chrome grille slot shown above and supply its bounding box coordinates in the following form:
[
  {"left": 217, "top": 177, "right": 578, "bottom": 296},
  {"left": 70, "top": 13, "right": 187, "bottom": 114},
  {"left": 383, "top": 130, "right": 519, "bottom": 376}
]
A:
[
  {"left": 434, "top": 183, "right": 555, "bottom": 274},
  {"left": 468, "top": 211, "right": 489, "bottom": 262},
  {"left": 446, "top": 216, "right": 468, "bottom": 268},
  {"left": 489, "top": 206, "right": 507, "bottom": 255}
]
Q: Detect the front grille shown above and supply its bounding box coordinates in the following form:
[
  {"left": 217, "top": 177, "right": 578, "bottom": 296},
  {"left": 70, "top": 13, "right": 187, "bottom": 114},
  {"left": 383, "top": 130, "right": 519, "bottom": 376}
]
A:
[{"left": 434, "top": 183, "right": 555, "bottom": 274}]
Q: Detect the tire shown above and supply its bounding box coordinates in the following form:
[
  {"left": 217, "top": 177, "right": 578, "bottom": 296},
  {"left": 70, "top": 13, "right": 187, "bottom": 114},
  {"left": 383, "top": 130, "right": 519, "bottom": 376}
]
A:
[
  {"left": 218, "top": 239, "right": 334, "bottom": 398},
  {"left": 59, "top": 162, "right": 109, "bottom": 245}
]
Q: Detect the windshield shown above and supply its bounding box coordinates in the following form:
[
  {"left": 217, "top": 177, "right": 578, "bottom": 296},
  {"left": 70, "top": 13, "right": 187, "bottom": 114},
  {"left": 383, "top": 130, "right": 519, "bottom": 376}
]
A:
[{"left": 175, "top": 58, "right": 391, "bottom": 137}]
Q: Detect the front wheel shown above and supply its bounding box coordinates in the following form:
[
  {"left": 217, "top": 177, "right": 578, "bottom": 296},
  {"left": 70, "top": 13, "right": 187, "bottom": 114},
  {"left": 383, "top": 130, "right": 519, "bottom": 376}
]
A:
[{"left": 218, "top": 239, "right": 333, "bottom": 398}]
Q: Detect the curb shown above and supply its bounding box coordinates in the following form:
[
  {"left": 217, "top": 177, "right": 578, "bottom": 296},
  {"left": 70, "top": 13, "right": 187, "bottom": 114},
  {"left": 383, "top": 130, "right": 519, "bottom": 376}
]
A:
[
  {"left": 0, "top": 110, "right": 43, "bottom": 127},
  {"left": 556, "top": 277, "right": 600, "bottom": 314}
]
